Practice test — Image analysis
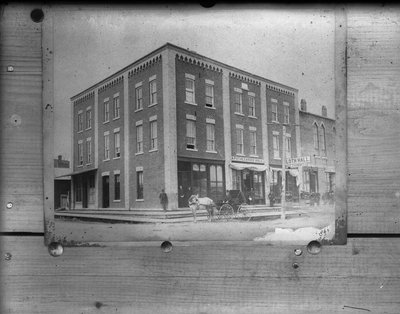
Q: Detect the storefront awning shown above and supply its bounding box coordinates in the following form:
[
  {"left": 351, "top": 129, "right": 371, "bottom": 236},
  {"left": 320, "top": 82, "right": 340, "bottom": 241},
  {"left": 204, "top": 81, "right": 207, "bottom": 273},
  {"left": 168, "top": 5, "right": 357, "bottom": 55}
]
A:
[
  {"left": 56, "top": 167, "right": 98, "bottom": 178},
  {"left": 229, "top": 162, "right": 268, "bottom": 172}
]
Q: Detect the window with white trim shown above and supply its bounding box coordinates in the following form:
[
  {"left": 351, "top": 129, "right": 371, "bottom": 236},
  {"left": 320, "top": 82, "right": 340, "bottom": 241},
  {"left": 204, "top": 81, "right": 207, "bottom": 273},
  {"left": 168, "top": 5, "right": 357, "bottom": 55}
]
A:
[
  {"left": 206, "top": 123, "right": 215, "bottom": 152},
  {"left": 236, "top": 127, "right": 244, "bottom": 155},
  {"left": 150, "top": 120, "right": 158, "bottom": 150},
  {"left": 136, "top": 124, "right": 143, "bottom": 154},
  {"left": 86, "top": 109, "right": 92, "bottom": 129},
  {"left": 149, "top": 79, "right": 157, "bottom": 105},
  {"left": 234, "top": 92, "right": 243, "bottom": 114},
  {"left": 77, "top": 112, "right": 83, "bottom": 132},
  {"left": 135, "top": 86, "right": 143, "bottom": 110},
  {"left": 273, "top": 133, "right": 280, "bottom": 159},
  {"left": 113, "top": 95, "right": 120, "bottom": 119},
  {"left": 313, "top": 123, "right": 319, "bottom": 150},
  {"left": 248, "top": 95, "right": 256, "bottom": 117},
  {"left": 186, "top": 119, "right": 197, "bottom": 150},
  {"left": 114, "top": 131, "right": 120, "bottom": 158},
  {"left": 283, "top": 102, "right": 290, "bottom": 124},
  {"left": 86, "top": 138, "right": 92, "bottom": 164},
  {"left": 77, "top": 141, "right": 83, "bottom": 165},
  {"left": 285, "top": 135, "right": 291, "bottom": 158},
  {"left": 205, "top": 82, "right": 214, "bottom": 107},
  {"left": 271, "top": 101, "right": 278, "bottom": 122},
  {"left": 320, "top": 124, "right": 326, "bottom": 154},
  {"left": 185, "top": 76, "right": 195, "bottom": 104},
  {"left": 103, "top": 100, "right": 110, "bottom": 123},
  {"left": 250, "top": 130, "right": 257, "bottom": 155},
  {"left": 104, "top": 133, "right": 110, "bottom": 160}
]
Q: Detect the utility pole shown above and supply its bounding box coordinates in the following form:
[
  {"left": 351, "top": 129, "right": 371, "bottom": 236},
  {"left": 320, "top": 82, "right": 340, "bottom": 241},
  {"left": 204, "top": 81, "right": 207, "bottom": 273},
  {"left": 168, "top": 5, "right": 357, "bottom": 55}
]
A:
[{"left": 281, "top": 125, "right": 286, "bottom": 220}]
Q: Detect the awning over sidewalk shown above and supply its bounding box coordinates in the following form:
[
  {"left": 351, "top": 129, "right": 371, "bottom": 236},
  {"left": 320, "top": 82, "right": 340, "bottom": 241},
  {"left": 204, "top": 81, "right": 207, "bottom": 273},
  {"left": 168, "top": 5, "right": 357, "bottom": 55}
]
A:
[
  {"left": 56, "top": 167, "right": 98, "bottom": 178},
  {"left": 229, "top": 162, "right": 269, "bottom": 172}
]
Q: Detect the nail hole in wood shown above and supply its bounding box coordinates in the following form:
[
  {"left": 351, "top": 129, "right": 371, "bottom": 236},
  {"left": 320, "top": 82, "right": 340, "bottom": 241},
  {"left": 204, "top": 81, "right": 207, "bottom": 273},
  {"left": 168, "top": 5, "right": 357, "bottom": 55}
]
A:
[
  {"left": 294, "top": 248, "right": 303, "bottom": 256},
  {"left": 48, "top": 242, "right": 64, "bottom": 257},
  {"left": 4, "top": 252, "right": 12, "bottom": 261},
  {"left": 307, "top": 240, "right": 322, "bottom": 255},
  {"left": 6, "top": 202, "right": 13, "bottom": 209},
  {"left": 292, "top": 262, "right": 299, "bottom": 269},
  {"left": 31, "top": 8, "right": 44, "bottom": 23},
  {"left": 161, "top": 241, "right": 173, "bottom": 253}
]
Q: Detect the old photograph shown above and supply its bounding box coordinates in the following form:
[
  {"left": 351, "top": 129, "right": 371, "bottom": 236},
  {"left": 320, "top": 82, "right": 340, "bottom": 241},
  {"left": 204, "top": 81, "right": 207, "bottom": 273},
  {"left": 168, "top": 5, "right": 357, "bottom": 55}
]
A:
[{"left": 47, "top": 6, "right": 345, "bottom": 244}]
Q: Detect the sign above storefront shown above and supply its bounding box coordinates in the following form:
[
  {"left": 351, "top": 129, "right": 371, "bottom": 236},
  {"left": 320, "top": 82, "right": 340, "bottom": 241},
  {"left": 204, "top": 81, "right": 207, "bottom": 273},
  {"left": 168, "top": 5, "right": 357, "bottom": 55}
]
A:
[
  {"left": 231, "top": 156, "right": 266, "bottom": 164},
  {"left": 286, "top": 156, "right": 311, "bottom": 166}
]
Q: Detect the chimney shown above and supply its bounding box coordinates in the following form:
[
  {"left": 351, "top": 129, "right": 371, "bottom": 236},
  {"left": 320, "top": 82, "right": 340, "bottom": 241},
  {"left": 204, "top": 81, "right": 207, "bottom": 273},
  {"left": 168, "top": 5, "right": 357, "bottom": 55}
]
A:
[{"left": 300, "top": 99, "right": 307, "bottom": 112}]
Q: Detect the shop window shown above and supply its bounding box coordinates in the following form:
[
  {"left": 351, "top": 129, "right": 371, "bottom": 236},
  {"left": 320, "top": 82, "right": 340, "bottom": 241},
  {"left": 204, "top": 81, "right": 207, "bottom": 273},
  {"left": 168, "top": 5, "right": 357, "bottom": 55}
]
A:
[
  {"left": 75, "top": 177, "right": 82, "bottom": 202},
  {"left": 88, "top": 174, "right": 95, "bottom": 203},
  {"left": 114, "top": 174, "right": 120, "bottom": 201}
]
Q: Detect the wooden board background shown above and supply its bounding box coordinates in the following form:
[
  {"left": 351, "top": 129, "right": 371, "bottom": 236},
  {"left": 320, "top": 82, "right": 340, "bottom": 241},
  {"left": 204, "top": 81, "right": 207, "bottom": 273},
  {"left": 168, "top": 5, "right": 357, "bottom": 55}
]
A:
[{"left": 1, "top": 4, "right": 400, "bottom": 313}]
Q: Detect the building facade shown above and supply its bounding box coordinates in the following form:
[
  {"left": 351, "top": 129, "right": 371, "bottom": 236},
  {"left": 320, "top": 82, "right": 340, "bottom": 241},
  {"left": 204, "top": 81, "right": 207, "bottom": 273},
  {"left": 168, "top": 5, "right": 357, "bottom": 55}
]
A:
[
  {"left": 70, "top": 43, "right": 300, "bottom": 210},
  {"left": 299, "top": 100, "right": 336, "bottom": 196}
]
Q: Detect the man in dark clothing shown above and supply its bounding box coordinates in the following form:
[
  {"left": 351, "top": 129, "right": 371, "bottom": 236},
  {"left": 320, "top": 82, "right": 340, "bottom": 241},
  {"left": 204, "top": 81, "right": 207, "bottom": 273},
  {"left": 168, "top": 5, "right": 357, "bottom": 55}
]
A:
[{"left": 159, "top": 189, "right": 168, "bottom": 211}]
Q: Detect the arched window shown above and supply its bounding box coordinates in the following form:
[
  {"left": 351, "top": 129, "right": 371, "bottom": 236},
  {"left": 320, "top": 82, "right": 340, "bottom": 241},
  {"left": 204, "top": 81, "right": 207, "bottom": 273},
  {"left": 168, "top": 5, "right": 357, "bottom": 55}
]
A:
[
  {"left": 313, "top": 123, "right": 319, "bottom": 150},
  {"left": 320, "top": 124, "right": 326, "bottom": 153}
]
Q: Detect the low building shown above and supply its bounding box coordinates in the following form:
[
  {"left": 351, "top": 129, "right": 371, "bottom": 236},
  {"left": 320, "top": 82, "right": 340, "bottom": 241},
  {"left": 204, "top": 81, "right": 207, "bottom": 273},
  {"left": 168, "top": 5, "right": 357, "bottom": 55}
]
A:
[{"left": 54, "top": 155, "right": 71, "bottom": 209}]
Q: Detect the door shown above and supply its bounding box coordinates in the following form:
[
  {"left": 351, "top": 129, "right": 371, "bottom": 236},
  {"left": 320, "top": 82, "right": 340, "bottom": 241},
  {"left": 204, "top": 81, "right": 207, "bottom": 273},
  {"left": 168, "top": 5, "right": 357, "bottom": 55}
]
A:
[
  {"left": 310, "top": 171, "right": 318, "bottom": 193},
  {"left": 82, "top": 176, "right": 88, "bottom": 208},
  {"left": 102, "top": 175, "right": 110, "bottom": 208}
]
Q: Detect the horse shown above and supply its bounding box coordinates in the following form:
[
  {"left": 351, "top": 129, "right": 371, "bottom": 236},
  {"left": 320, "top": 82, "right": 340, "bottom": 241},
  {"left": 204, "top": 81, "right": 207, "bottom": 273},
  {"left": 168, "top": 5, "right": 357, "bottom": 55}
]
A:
[{"left": 188, "top": 194, "right": 216, "bottom": 223}]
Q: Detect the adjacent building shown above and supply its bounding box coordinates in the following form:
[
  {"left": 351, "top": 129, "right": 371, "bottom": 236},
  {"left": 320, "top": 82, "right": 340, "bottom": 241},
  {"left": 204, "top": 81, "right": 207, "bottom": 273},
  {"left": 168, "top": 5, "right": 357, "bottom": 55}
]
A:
[
  {"left": 298, "top": 100, "right": 336, "bottom": 196},
  {"left": 69, "top": 43, "right": 303, "bottom": 210}
]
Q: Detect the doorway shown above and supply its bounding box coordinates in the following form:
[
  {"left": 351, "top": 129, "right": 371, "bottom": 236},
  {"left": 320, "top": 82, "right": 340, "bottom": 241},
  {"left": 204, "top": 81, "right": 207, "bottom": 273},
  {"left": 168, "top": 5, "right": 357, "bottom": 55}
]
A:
[{"left": 102, "top": 175, "right": 110, "bottom": 208}]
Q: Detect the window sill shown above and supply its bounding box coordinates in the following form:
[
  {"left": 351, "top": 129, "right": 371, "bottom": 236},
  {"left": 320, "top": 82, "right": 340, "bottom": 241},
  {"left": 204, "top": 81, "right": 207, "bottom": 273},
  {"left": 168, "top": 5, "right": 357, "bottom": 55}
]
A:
[
  {"left": 113, "top": 156, "right": 121, "bottom": 160},
  {"left": 135, "top": 108, "right": 143, "bottom": 113},
  {"left": 250, "top": 155, "right": 259, "bottom": 158},
  {"left": 113, "top": 117, "right": 120, "bottom": 121},
  {"left": 234, "top": 112, "right": 245, "bottom": 116},
  {"left": 186, "top": 148, "right": 198, "bottom": 152},
  {"left": 274, "top": 157, "right": 281, "bottom": 160},
  {"left": 135, "top": 152, "right": 144, "bottom": 156},
  {"left": 86, "top": 163, "right": 92, "bottom": 166},
  {"left": 136, "top": 199, "right": 144, "bottom": 202},
  {"left": 184, "top": 101, "right": 197, "bottom": 106},
  {"left": 206, "top": 150, "right": 217, "bottom": 154},
  {"left": 205, "top": 105, "right": 215, "bottom": 109},
  {"left": 77, "top": 130, "right": 83, "bottom": 134},
  {"left": 113, "top": 200, "right": 121, "bottom": 203},
  {"left": 103, "top": 121, "right": 110, "bottom": 124},
  {"left": 149, "top": 103, "right": 158, "bottom": 107},
  {"left": 77, "top": 165, "right": 83, "bottom": 168},
  {"left": 85, "top": 127, "right": 92, "bottom": 131},
  {"left": 248, "top": 115, "right": 257, "bottom": 119},
  {"left": 149, "top": 148, "right": 158, "bottom": 153},
  {"left": 103, "top": 158, "right": 110, "bottom": 162},
  {"left": 271, "top": 120, "right": 279, "bottom": 124},
  {"left": 236, "top": 153, "right": 245, "bottom": 157}
]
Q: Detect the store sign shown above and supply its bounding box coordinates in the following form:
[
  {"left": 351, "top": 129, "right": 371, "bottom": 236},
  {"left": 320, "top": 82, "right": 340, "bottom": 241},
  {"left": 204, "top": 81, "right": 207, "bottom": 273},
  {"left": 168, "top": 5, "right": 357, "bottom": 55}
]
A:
[
  {"left": 286, "top": 156, "right": 311, "bottom": 166},
  {"left": 231, "top": 156, "right": 265, "bottom": 164}
]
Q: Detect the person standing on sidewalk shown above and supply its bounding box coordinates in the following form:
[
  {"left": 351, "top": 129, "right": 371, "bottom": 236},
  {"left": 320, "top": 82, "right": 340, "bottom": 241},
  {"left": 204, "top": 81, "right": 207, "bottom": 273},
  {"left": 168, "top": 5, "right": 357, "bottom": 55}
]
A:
[{"left": 159, "top": 189, "right": 168, "bottom": 212}]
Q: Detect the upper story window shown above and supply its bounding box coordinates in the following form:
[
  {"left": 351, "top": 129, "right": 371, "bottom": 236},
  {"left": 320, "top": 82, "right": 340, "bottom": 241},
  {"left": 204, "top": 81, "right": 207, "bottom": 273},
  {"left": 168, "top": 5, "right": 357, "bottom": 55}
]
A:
[
  {"left": 86, "top": 108, "right": 92, "bottom": 129},
  {"left": 206, "top": 120, "right": 216, "bottom": 152},
  {"left": 114, "top": 129, "right": 120, "bottom": 158},
  {"left": 136, "top": 121, "right": 143, "bottom": 154},
  {"left": 77, "top": 140, "right": 83, "bottom": 166},
  {"left": 205, "top": 79, "right": 214, "bottom": 108},
  {"left": 150, "top": 116, "right": 158, "bottom": 151},
  {"left": 186, "top": 115, "right": 197, "bottom": 150},
  {"left": 104, "top": 132, "right": 110, "bottom": 160},
  {"left": 77, "top": 111, "right": 83, "bottom": 132},
  {"left": 320, "top": 124, "right": 326, "bottom": 154},
  {"left": 149, "top": 76, "right": 157, "bottom": 106},
  {"left": 86, "top": 138, "right": 92, "bottom": 164},
  {"left": 250, "top": 127, "right": 257, "bottom": 156},
  {"left": 313, "top": 123, "right": 319, "bottom": 150},
  {"left": 185, "top": 73, "right": 196, "bottom": 104},
  {"left": 113, "top": 94, "right": 120, "bottom": 119},
  {"left": 234, "top": 89, "right": 243, "bottom": 114},
  {"left": 283, "top": 102, "right": 290, "bottom": 124},
  {"left": 273, "top": 132, "right": 280, "bottom": 159},
  {"left": 271, "top": 99, "right": 278, "bottom": 122},
  {"left": 285, "top": 135, "right": 291, "bottom": 158},
  {"left": 135, "top": 83, "right": 143, "bottom": 111},
  {"left": 248, "top": 94, "right": 256, "bottom": 117},
  {"left": 103, "top": 99, "right": 110, "bottom": 123},
  {"left": 236, "top": 125, "right": 244, "bottom": 155}
]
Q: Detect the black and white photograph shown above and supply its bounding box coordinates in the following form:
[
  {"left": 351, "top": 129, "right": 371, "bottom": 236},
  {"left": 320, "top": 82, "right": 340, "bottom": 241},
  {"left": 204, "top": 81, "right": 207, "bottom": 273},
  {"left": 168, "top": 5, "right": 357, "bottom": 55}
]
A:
[{"left": 46, "top": 5, "right": 347, "bottom": 244}]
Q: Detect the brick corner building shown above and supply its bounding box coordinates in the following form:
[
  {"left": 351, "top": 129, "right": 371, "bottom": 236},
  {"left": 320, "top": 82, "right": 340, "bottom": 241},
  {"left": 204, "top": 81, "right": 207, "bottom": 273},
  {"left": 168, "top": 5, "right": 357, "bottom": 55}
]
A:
[{"left": 69, "top": 43, "right": 305, "bottom": 211}]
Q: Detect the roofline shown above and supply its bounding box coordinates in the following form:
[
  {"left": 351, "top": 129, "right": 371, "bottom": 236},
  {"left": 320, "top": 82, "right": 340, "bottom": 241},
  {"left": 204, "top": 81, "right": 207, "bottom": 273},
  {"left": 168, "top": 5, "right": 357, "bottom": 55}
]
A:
[
  {"left": 299, "top": 109, "right": 335, "bottom": 121},
  {"left": 71, "top": 42, "right": 298, "bottom": 101}
]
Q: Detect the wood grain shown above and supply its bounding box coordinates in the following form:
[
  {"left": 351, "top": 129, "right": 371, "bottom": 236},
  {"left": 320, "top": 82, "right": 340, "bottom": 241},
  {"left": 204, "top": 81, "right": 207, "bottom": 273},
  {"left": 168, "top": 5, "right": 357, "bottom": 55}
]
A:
[
  {"left": 1, "top": 236, "right": 400, "bottom": 313},
  {"left": 347, "top": 8, "right": 400, "bottom": 233},
  {"left": 0, "top": 4, "right": 44, "bottom": 233}
]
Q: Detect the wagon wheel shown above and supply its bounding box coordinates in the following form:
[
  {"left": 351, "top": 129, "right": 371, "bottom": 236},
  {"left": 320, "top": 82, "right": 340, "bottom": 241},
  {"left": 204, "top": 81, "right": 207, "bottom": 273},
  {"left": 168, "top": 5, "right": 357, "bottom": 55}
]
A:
[{"left": 218, "top": 203, "right": 234, "bottom": 220}]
